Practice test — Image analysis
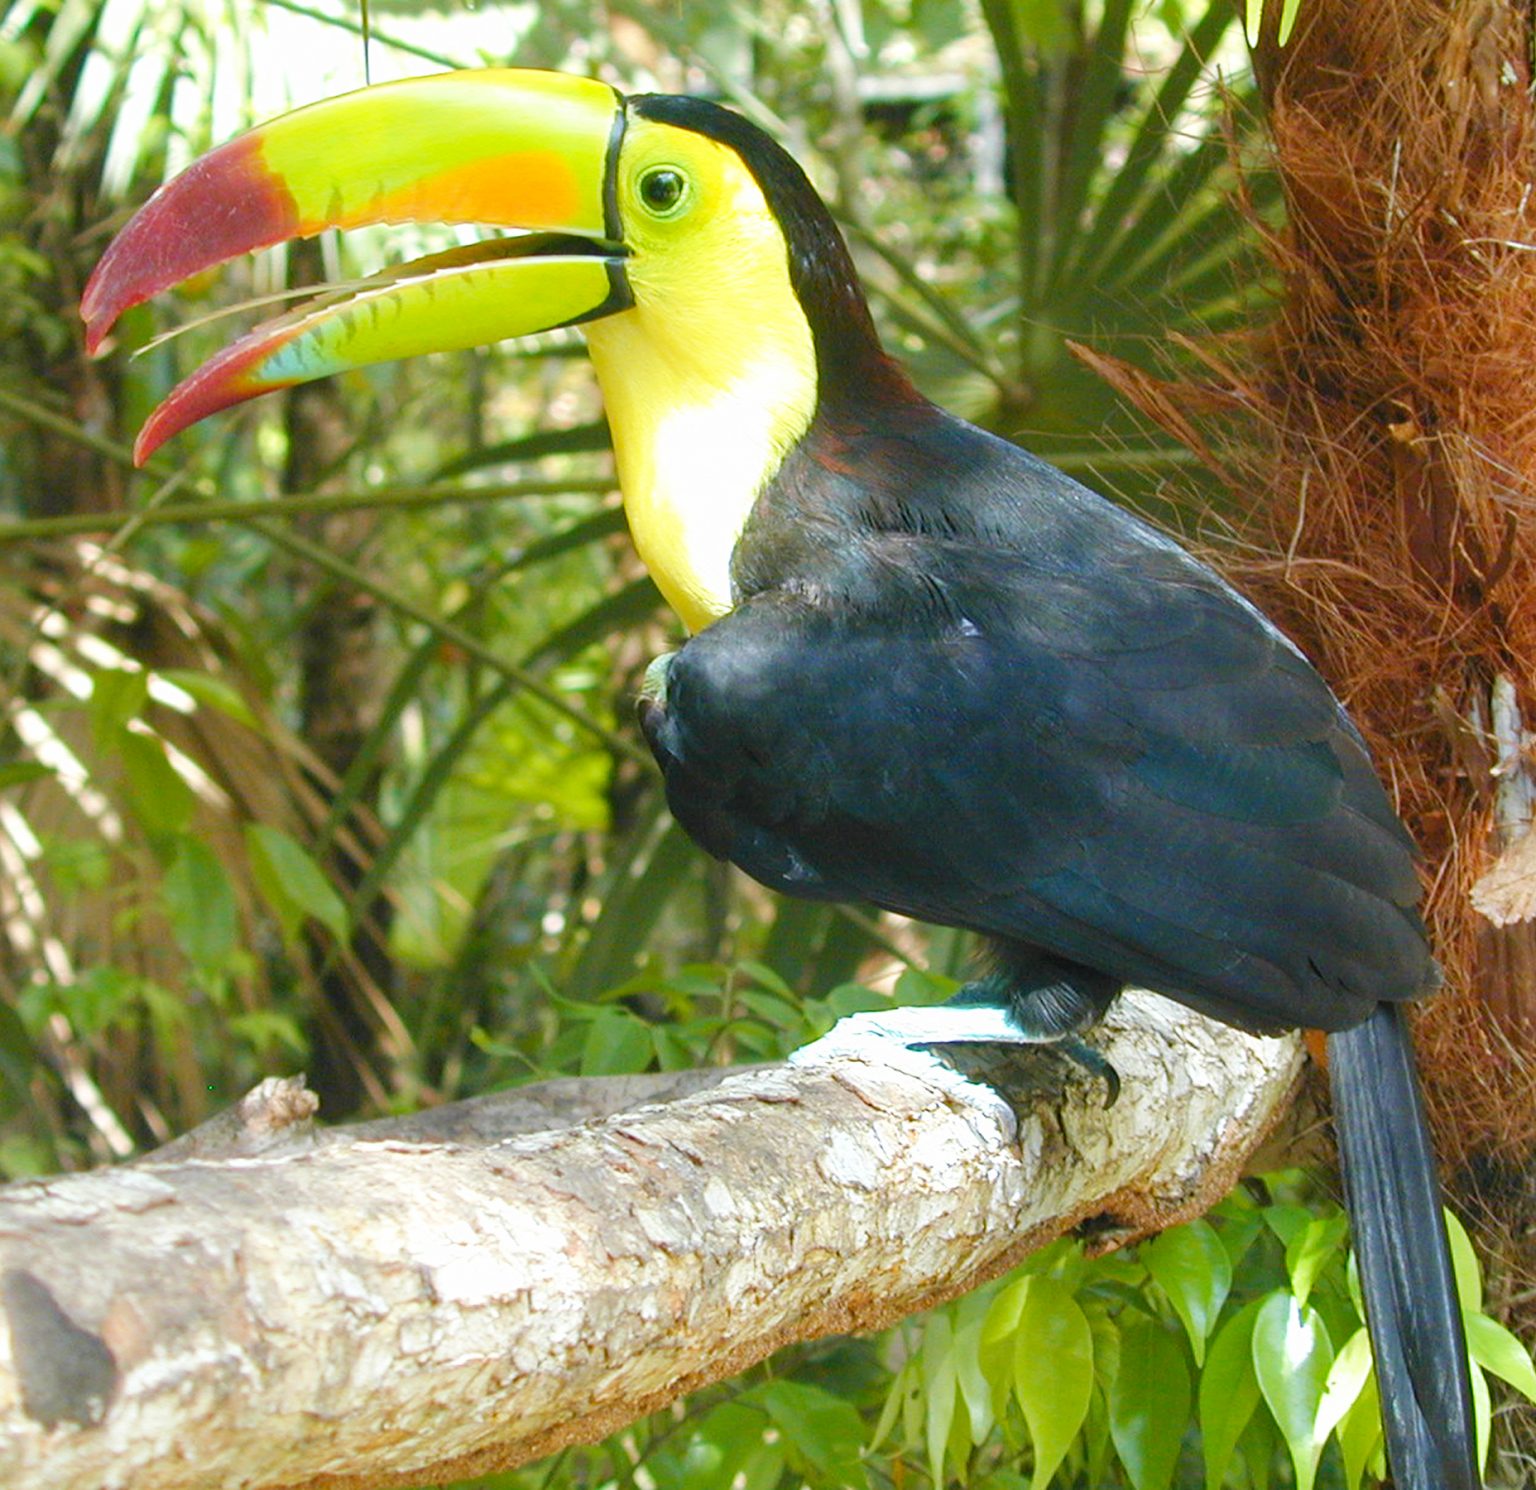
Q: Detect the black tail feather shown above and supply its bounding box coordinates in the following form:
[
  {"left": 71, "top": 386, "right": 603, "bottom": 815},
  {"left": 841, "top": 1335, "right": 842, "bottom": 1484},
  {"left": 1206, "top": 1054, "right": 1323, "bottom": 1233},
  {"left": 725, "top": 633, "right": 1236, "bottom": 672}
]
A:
[{"left": 1327, "top": 1003, "right": 1480, "bottom": 1490}]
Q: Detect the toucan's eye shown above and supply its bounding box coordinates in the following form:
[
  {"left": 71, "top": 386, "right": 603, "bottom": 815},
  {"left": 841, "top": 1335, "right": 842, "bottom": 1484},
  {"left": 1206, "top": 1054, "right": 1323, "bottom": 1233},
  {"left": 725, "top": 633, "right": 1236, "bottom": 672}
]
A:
[{"left": 638, "top": 166, "right": 689, "bottom": 216}]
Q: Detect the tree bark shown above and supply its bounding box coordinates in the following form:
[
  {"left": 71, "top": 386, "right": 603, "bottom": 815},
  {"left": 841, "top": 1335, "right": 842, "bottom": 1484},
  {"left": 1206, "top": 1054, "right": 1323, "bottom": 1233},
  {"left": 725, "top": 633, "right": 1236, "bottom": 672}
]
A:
[{"left": 0, "top": 993, "right": 1303, "bottom": 1490}]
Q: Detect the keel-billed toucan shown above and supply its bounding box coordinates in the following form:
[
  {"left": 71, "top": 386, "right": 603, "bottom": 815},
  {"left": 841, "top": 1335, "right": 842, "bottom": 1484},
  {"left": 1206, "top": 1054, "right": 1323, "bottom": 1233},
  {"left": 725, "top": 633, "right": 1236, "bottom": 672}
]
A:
[{"left": 83, "top": 69, "right": 1479, "bottom": 1489}]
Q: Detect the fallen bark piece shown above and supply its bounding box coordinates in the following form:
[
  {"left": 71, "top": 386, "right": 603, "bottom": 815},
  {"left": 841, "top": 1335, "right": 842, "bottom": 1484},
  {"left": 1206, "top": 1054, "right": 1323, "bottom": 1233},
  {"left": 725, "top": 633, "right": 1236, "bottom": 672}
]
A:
[{"left": 0, "top": 992, "right": 1303, "bottom": 1490}]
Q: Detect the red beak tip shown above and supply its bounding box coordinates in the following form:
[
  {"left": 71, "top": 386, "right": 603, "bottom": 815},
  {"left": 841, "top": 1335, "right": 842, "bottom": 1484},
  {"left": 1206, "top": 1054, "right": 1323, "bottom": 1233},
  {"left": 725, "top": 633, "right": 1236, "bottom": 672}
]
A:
[{"left": 132, "top": 426, "right": 162, "bottom": 467}]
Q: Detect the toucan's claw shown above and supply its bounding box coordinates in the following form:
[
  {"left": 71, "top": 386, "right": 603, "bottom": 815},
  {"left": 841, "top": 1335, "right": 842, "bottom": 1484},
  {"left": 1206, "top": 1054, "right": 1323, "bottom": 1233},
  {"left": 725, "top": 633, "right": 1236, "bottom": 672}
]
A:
[{"left": 1052, "top": 1038, "right": 1121, "bottom": 1107}]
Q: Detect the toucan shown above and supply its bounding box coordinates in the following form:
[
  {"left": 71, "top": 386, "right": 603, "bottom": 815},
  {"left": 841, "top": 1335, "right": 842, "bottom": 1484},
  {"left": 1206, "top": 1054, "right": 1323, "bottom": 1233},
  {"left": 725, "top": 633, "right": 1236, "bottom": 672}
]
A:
[{"left": 82, "top": 69, "right": 1479, "bottom": 1489}]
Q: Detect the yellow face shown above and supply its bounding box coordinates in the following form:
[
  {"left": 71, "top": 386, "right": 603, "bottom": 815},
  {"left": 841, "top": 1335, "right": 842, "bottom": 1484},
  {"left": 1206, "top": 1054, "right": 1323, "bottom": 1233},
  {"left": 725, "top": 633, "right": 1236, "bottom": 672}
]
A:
[{"left": 584, "top": 114, "right": 819, "bottom": 633}]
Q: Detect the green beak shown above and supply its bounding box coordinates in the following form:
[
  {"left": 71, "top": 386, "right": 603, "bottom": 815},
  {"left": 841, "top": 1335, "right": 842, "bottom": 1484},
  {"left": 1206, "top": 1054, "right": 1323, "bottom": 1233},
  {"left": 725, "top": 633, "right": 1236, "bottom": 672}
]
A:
[{"left": 81, "top": 69, "right": 632, "bottom": 464}]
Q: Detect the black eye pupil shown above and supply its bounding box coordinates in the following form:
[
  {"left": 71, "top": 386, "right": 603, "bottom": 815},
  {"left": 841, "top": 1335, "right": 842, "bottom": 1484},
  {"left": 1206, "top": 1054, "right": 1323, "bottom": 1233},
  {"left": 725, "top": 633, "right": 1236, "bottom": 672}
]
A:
[{"left": 641, "top": 168, "right": 685, "bottom": 212}]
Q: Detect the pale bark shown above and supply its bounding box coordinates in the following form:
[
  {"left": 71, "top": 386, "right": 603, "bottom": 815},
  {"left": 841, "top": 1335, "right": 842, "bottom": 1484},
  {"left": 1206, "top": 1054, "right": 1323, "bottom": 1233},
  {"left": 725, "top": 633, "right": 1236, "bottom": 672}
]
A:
[{"left": 0, "top": 992, "right": 1304, "bottom": 1490}]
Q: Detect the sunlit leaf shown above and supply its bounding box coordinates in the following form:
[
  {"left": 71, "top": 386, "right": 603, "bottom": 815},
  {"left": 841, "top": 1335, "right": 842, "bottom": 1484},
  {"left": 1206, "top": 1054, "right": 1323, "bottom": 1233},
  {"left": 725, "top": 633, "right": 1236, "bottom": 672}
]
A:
[
  {"left": 1010, "top": 1275, "right": 1094, "bottom": 1490},
  {"left": 1285, "top": 1212, "right": 1348, "bottom": 1308},
  {"left": 981, "top": 1272, "right": 1033, "bottom": 1418},
  {"left": 1335, "top": 1358, "right": 1384, "bottom": 1490},
  {"left": 954, "top": 1295, "right": 996, "bottom": 1444},
  {"left": 1444, "top": 1207, "right": 1483, "bottom": 1313},
  {"left": 1313, "top": 1326, "right": 1373, "bottom": 1447},
  {"left": 1465, "top": 1310, "right": 1536, "bottom": 1402},
  {"left": 1252, "top": 1290, "right": 1333, "bottom": 1490},
  {"left": 1144, "top": 1219, "right": 1230, "bottom": 1364},
  {"left": 1471, "top": 1353, "right": 1491, "bottom": 1474}
]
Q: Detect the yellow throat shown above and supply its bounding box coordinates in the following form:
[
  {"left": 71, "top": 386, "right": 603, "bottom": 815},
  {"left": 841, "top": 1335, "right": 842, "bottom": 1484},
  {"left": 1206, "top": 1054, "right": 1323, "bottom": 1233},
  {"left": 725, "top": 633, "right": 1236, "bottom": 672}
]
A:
[{"left": 584, "top": 117, "right": 818, "bottom": 635}]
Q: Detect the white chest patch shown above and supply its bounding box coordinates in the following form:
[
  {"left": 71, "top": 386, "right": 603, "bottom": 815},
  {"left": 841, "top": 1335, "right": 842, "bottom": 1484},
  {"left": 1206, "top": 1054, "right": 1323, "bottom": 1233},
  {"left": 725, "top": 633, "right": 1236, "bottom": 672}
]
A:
[{"left": 587, "top": 314, "right": 816, "bottom": 634}]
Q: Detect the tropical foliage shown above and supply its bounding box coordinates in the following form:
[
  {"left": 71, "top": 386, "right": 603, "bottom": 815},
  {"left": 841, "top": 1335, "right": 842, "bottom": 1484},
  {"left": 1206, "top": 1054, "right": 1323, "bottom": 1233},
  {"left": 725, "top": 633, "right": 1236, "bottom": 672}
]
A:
[{"left": 2, "top": 0, "right": 1532, "bottom": 1485}]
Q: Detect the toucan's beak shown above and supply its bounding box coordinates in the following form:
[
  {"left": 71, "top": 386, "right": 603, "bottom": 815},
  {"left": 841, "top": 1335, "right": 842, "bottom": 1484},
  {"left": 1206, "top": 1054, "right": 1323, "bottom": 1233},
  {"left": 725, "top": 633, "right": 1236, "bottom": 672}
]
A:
[{"left": 81, "top": 69, "right": 631, "bottom": 464}]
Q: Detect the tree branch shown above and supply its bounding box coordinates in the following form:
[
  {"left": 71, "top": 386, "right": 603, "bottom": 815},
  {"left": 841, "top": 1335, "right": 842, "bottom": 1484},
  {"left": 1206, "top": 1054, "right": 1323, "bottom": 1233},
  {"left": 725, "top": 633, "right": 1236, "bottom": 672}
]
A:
[{"left": 0, "top": 993, "right": 1304, "bottom": 1490}]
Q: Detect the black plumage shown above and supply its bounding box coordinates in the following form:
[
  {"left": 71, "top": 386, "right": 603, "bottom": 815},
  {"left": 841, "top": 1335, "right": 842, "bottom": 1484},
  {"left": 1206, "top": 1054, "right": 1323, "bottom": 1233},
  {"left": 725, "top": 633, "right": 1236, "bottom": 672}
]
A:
[{"left": 644, "top": 400, "right": 1433, "bottom": 1037}]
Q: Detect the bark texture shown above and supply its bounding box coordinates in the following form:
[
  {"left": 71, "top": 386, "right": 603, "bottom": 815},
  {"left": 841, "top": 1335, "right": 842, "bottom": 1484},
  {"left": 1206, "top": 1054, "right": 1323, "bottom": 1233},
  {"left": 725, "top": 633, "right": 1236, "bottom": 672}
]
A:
[{"left": 0, "top": 993, "right": 1303, "bottom": 1490}]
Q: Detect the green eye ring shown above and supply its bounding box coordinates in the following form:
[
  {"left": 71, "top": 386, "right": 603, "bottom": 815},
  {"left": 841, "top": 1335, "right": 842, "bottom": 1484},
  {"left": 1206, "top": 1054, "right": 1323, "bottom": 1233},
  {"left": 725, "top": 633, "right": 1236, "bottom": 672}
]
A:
[{"left": 637, "top": 165, "right": 690, "bottom": 217}]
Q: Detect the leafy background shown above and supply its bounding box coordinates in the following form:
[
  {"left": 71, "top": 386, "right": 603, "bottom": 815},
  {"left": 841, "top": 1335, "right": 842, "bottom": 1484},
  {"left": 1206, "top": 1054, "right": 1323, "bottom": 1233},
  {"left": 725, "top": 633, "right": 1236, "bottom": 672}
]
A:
[{"left": 1, "top": 0, "right": 1533, "bottom": 1484}]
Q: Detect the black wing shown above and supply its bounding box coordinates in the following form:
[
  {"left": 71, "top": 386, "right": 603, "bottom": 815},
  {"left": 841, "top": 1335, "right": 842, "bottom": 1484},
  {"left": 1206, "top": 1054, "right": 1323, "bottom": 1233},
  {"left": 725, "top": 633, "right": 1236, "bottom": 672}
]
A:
[{"left": 642, "top": 426, "right": 1433, "bottom": 1034}]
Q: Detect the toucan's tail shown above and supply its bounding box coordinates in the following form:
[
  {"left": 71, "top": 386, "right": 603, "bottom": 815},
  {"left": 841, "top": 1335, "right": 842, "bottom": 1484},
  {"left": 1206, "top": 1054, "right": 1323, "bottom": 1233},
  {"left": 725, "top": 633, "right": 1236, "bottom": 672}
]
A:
[{"left": 1327, "top": 1002, "right": 1480, "bottom": 1490}]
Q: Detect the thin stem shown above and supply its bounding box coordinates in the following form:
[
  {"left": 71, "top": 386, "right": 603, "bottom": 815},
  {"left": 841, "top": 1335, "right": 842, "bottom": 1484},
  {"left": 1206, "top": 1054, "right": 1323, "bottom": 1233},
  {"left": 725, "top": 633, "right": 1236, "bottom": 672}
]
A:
[
  {"left": 251, "top": 520, "right": 651, "bottom": 768},
  {"left": 262, "top": 0, "right": 470, "bottom": 70},
  {"left": 0, "top": 480, "right": 612, "bottom": 544}
]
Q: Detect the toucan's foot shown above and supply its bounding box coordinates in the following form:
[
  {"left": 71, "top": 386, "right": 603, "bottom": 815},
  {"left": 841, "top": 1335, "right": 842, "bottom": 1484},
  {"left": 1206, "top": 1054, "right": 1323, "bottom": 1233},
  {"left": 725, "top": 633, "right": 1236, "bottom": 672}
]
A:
[{"left": 788, "top": 998, "right": 1120, "bottom": 1107}]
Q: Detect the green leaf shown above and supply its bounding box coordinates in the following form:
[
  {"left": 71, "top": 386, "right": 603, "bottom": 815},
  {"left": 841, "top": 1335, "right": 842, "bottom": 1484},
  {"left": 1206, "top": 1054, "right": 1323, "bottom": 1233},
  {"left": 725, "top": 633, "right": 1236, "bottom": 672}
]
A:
[
  {"left": 0, "top": 761, "right": 55, "bottom": 790},
  {"left": 1083, "top": 1381, "right": 1114, "bottom": 1489},
  {"left": 163, "top": 837, "right": 238, "bottom": 973},
  {"left": 1465, "top": 1310, "right": 1536, "bottom": 1401},
  {"left": 1213, "top": 1202, "right": 1265, "bottom": 1271},
  {"left": 1444, "top": 1207, "right": 1483, "bottom": 1313},
  {"left": 580, "top": 1008, "right": 653, "bottom": 1076},
  {"left": 747, "top": 1379, "right": 868, "bottom": 1489},
  {"left": 119, "top": 730, "right": 195, "bottom": 836},
  {"left": 871, "top": 1356, "right": 917, "bottom": 1452},
  {"left": 1261, "top": 1203, "right": 1315, "bottom": 1249},
  {"left": 0, "top": 996, "right": 40, "bottom": 1107},
  {"left": 45, "top": 966, "right": 139, "bottom": 1038},
  {"left": 1010, "top": 1275, "right": 1095, "bottom": 1490},
  {"left": 1285, "top": 1213, "right": 1348, "bottom": 1308},
  {"left": 1198, "top": 1298, "right": 1262, "bottom": 1490},
  {"left": 245, "top": 824, "right": 350, "bottom": 946},
  {"left": 911, "top": 0, "right": 968, "bottom": 50},
  {"left": 653, "top": 1401, "right": 785, "bottom": 1490},
  {"left": 157, "top": 669, "right": 258, "bottom": 728},
  {"left": 735, "top": 959, "right": 793, "bottom": 998},
  {"left": 227, "top": 1010, "right": 308, "bottom": 1059},
  {"left": 921, "top": 1310, "right": 959, "bottom": 1486},
  {"left": 1143, "top": 1220, "right": 1230, "bottom": 1365},
  {"left": 1239, "top": 1405, "right": 1278, "bottom": 1490},
  {"left": 1084, "top": 1300, "right": 1122, "bottom": 1486},
  {"left": 1252, "top": 1291, "right": 1334, "bottom": 1490},
  {"left": 1109, "top": 1316, "right": 1190, "bottom": 1490},
  {"left": 90, "top": 667, "right": 149, "bottom": 753}
]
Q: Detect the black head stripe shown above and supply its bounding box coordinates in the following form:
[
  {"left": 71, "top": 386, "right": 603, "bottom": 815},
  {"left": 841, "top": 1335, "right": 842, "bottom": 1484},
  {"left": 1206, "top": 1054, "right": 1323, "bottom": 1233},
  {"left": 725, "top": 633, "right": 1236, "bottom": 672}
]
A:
[
  {"left": 629, "top": 93, "right": 882, "bottom": 375},
  {"left": 603, "top": 90, "right": 628, "bottom": 244}
]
